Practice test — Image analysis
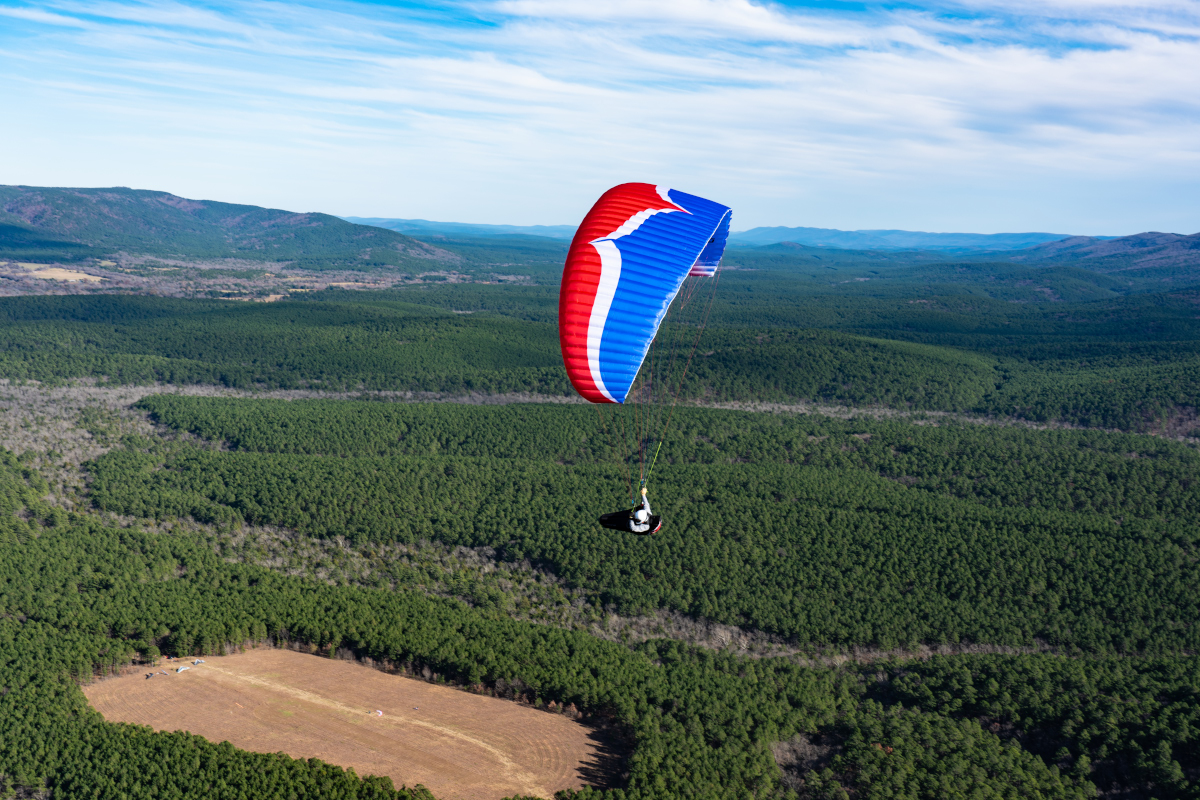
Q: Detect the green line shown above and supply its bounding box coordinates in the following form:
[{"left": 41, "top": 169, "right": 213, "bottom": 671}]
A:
[{"left": 646, "top": 439, "right": 664, "bottom": 486}]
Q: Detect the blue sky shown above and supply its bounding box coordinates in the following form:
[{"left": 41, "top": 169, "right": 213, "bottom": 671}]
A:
[{"left": 1, "top": 0, "right": 1197, "bottom": 233}]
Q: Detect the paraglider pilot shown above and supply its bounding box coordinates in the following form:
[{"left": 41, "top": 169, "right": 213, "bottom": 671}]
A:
[{"left": 599, "top": 487, "right": 662, "bottom": 535}]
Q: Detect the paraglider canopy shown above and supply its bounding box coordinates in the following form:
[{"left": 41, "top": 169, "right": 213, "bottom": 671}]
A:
[{"left": 559, "top": 183, "right": 732, "bottom": 405}]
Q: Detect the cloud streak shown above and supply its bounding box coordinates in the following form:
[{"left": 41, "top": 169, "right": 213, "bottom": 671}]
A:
[{"left": 0, "top": 0, "right": 1197, "bottom": 232}]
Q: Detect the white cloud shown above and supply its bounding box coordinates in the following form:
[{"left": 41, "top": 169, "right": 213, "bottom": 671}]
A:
[
  {"left": 0, "top": 0, "right": 1197, "bottom": 232},
  {"left": 0, "top": 5, "right": 95, "bottom": 26},
  {"left": 494, "top": 0, "right": 875, "bottom": 46}
]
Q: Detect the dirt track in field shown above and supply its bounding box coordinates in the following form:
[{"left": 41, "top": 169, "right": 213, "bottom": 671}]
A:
[{"left": 84, "top": 649, "right": 606, "bottom": 800}]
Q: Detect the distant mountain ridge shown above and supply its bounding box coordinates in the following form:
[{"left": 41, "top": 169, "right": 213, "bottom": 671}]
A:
[
  {"left": 1012, "top": 232, "right": 1200, "bottom": 266},
  {"left": 0, "top": 186, "right": 454, "bottom": 268},
  {"left": 345, "top": 217, "right": 578, "bottom": 240},
  {"left": 727, "top": 226, "right": 1087, "bottom": 251},
  {"left": 7, "top": 188, "right": 1194, "bottom": 279},
  {"left": 345, "top": 216, "right": 1110, "bottom": 252}
]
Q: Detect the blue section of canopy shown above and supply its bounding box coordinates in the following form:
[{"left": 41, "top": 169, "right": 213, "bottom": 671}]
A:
[
  {"left": 596, "top": 190, "right": 731, "bottom": 403},
  {"left": 694, "top": 209, "right": 732, "bottom": 269}
]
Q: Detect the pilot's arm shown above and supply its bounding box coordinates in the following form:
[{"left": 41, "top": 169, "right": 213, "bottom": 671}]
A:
[{"left": 634, "top": 487, "right": 652, "bottom": 522}]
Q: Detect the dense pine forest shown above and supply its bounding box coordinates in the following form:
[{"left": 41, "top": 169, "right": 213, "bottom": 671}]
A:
[
  {"left": 91, "top": 397, "right": 1199, "bottom": 653},
  {"left": 1, "top": 242, "right": 1199, "bottom": 798}
]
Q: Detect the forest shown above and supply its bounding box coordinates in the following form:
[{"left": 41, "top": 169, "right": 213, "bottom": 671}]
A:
[
  {"left": 1, "top": 239, "right": 1199, "bottom": 798},
  {"left": 4, "top": 407, "right": 1198, "bottom": 798},
  {"left": 3, "top": 286, "right": 1200, "bottom": 430},
  {"left": 86, "top": 396, "right": 1198, "bottom": 655}
]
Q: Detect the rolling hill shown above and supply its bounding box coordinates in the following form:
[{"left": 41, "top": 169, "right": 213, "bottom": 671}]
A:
[
  {"left": 344, "top": 217, "right": 1096, "bottom": 253},
  {"left": 7, "top": 186, "right": 1198, "bottom": 292},
  {"left": 726, "top": 226, "right": 1079, "bottom": 250},
  {"left": 0, "top": 185, "right": 457, "bottom": 269},
  {"left": 344, "top": 216, "right": 578, "bottom": 240},
  {"left": 1010, "top": 231, "right": 1200, "bottom": 266}
]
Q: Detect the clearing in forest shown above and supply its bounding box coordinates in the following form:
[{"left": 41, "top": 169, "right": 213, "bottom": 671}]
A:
[
  {"left": 17, "top": 264, "right": 103, "bottom": 282},
  {"left": 84, "top": 648, "right": 606, "bottom": 800}
]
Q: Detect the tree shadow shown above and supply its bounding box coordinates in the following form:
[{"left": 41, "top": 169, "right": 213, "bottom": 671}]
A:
[{"left": 575, "top": 720, "right": 632, "bottom": 790}]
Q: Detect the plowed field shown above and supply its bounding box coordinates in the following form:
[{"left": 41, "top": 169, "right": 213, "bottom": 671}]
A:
[{"left": 84, "top": 649, "right": 604, "bottom": 800}]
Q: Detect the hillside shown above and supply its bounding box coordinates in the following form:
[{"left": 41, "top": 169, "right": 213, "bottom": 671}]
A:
[
  {"left": 1010, "top": 231, "right": 1200, "bottom": 270},
  {"left": 0, "top": 185, "right": 457, "bottom": 269},
  {"left": 727, "top": 226, "right": 1076, "bottom": 250},
  {"left": 352, "top": 217, "right": 1081, "bottom": 252},
  {"left": 345, "top": 216, "right": 577, "bottom": 240}
]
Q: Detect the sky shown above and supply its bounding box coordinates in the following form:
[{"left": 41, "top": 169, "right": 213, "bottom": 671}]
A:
[{"left": 1, "top": 0, "right": 1198, "bottom": 234}]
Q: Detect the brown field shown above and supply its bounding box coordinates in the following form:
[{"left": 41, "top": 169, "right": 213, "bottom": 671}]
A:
[
  {"left": 16, "top": 263, "right": 103, "bottom": 282},
  {"left": 84, "top": 649, "right": 608, "bottom": 800}
]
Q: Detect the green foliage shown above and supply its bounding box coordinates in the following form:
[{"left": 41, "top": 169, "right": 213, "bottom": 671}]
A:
[
  {"left": 0, "top": 295, "right": 567, "bottom": 392},
  {"left": 674, "top": 329, "right": 1000, "bottom": 408},
  {"left": 807, "top": 702, "right": 1093, "bottom": 800},
  {"left": 94, "top": 397, "right": 1200, "bottom": 653},
  {"left": 0, "top": 448, "right": 55, "bottom": 543},
  {"left": 0, "top": 220, "right": 97, "bottom": 262},
  {"left": 397, "top": 234, "right": 568, "bottom": 275},
  {"left": 983, "top": 356, "right": 1200, "bottom": 429},
  {"left": 694, "top": 281, "right": 1200, "bottom": 429},
  {"left": 138, "top": 396, "right": 1200, "bottom": 522},
  {"left": 6, "top": 284, "right": 1200, "bottom": 429},
  {"left": 4, "top": 435, "right": 1194, "bottom": 800},
  {"left": 872, "top": 654, "right": 1200, "bottom": 798},
  {"left": 0, "top": 295, "right": 1007, "bottom": 408}
]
